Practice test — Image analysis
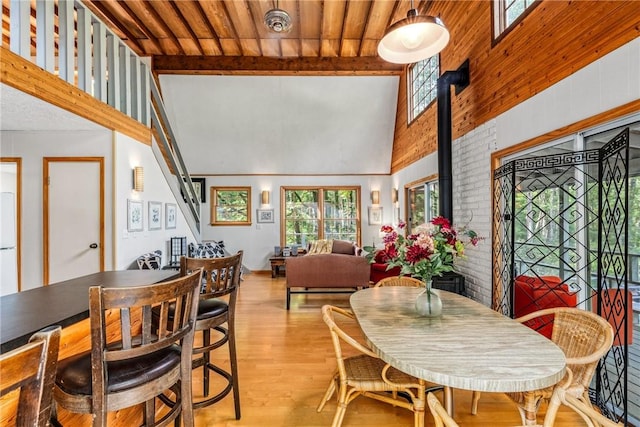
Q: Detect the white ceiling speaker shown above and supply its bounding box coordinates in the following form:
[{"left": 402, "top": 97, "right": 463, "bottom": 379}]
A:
[{"left": 264, "top": 3, "right": 292, "bottom": 33}]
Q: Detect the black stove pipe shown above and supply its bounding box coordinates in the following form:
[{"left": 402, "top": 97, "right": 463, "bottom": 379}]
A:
[{"left": 436, "top": 59, "right": 469, "bottom": 224}]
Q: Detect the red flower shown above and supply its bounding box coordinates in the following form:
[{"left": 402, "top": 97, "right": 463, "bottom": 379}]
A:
[
  {"left": 405, "top": 244, "right": 431, "bottom": 264},
  {"left": 431, "top": 216, "right": 451, "bottom": 228},
  {"left": 383, "top": 243, "right": 398, "bottom": 260},
  {"left": 380, "top": 224, "right": 394, "bottom": 234}
]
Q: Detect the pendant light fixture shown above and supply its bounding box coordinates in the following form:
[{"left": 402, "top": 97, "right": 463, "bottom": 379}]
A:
[
  {"left": 264, "top": 0, "right": 292, "bottom": 33},
  {"left": 377, "top": 0, "right": 450, "bottom": 64}
]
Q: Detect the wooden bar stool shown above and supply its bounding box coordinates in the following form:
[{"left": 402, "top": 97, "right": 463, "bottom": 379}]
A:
[
  {"left": 0, "top": 325, "right": 61, "bottom": 427},
  {"left": 52, "top": 270, "right": 202, "bottom": 427},
  {"left": 179, "top": 251, "right": 243, "bottom": 417}
]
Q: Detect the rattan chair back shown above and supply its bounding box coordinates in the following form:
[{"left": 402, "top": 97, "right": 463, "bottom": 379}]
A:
[
  {"left": 374, "top": 276, "right": 424, "bottom": 288},
  {"left": 318, "top": 304, "right": 426, "bottom": 427}
]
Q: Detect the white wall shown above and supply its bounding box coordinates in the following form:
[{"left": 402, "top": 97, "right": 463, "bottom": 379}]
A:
[
  {"left": 0, "top": 129, "right": 196, "bottom": 290},
  {"left": 392, "top": 37, "right": 640, "bottom": 306},
  {"left": 114, "top": 133, "right": 196, "bottom": 270},
  {"left": 197, "top": 174, "right": 394, "bottom": 271},
  {"left": 0, "top": 130, "right": 113, "bottom": 289}
]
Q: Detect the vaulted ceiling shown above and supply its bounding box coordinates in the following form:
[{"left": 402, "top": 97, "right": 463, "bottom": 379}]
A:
[
  {"left": 3, "top": 1, "right": 442, "bottom": 175},
  {"left": 79, "top": 0, "right": 424, "bottom": 175},
  {"left": 81, "top": 0, "right": 424, "bottom": 66}
]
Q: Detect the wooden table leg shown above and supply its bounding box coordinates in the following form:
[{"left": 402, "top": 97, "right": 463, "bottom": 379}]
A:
[{"left": 443, "top": 386, "right": 453, "bottom": 415}]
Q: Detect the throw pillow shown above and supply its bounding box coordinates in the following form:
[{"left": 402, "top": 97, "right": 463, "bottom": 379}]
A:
[
  {"left": 332, "top": 239, "right": 355, "bottom": 255},
  {"left": 308, "top": 239, "right": 333, "bottom": 255},
  {"left": 188, "top": 241, "right": 226, "bottom": 258},
  {"left": 136, "top": 250, "right": 162, "bottom": 270}
]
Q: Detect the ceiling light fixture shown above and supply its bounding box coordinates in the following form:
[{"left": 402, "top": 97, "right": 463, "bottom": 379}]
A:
[
  {"left": 377, "top": 0, "right": 450, "bottom": 64},
  {"left": 264, "top": 0, "right": 292, "bottom": 34}
]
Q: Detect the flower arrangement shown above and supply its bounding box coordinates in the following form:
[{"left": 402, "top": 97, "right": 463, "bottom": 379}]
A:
[{"left": 366, "top": 216, "right": 481, "bottom": 290}]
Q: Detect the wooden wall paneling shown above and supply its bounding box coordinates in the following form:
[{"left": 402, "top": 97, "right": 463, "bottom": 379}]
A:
[{"left": 391, "top": 1, "right": 639, "bottom": 173}]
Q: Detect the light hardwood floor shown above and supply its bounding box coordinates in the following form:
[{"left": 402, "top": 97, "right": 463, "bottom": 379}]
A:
[
  {"left": 192, "top": 272, "right": 584, "bottom": 427},
  {"left": 52, "top": 272, "right": 585, "bottom": 426}
]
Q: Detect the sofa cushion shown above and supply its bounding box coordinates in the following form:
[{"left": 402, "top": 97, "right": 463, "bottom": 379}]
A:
[
  {"left": 332, "top": 239, "right": 356, "bottom": 255},
  {"left": 136, "top": 250, "right": 162, "bottom": 270}
]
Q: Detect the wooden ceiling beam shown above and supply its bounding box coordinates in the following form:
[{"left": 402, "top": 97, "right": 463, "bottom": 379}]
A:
[
  {"left": 168, "top": 1, "right": 205, "bottom": 55},
  {"left": 139, "top": 0, "right": 185, "bottom": 55},
  {"left": 117, "top": 1, "right": 164, "bottom": 54},
  {"left": 82, "top": 1, "right": 145, "bottom": 54},
  {"left": 152, "top": 55, "right": 403, "bottom": 75}
]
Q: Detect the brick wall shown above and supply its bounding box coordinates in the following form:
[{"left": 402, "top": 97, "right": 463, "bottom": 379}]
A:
[{"left": 451, "top": 119, "right": 496, "bottom": 306}]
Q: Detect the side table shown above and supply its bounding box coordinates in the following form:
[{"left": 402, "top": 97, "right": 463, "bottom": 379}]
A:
[{"left": 269, "top": 257, "right": 286, "bottom": 278}]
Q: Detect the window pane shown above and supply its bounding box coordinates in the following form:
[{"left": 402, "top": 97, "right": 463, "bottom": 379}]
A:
[
  {"left": 428, "top": 182, "right": 439, "bottom": 220},
  {"left": 284, "top": 190, "right": 319, "bottom": 245},
  {"left": 407, "top": 186, "right": 426, "bottom": 233},
  {"left": 283, "top": 188, "right": 360, "bottom": 245},
  {"left": 408, "top": 55, "right": 439, "bottom": 123},
  {"left": 211, "top": 187, "right": 251, "bottom": 225}
]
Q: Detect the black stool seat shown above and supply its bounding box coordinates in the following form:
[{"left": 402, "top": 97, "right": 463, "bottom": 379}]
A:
[
  {"left": 56, "top": 346, "right": 181, "bottom": 395},
  {"left": 197, "top": 299, "right": 228, "bottom": 320}
]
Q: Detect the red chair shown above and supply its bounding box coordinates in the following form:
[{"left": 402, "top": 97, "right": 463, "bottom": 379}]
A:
[
  {"left": 369, "top": 250, "right": 402, "bottom": 284},
  {"left": 514, "top": 275, "right": 577, "bottom": 338}
]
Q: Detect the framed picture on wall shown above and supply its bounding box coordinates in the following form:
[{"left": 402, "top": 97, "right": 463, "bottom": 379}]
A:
[
  {"left": 127, "top": 199, "right": 144, "bottom": 232},
  {"left": 368, "top": 206, "right": 383, "bottom": 226},
  {"left": 181, "top": 177, "right": 206, "bottom": 203},
  {"left": 165, "top": 203, "right": 177, "bottom": 229},
  {"left": 148, "top": 201, "right": 162, "bottom": 230},
  {"left": 257, "top": 209, "right": 274, "bottom": 223}
]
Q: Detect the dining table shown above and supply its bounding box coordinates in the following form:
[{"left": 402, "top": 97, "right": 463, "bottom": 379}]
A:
[{"left": 350, "top": 287, "right": 567, "bottom": 425}]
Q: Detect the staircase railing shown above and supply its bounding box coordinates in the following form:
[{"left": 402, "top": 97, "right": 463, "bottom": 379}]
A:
[
  {"left": 149, "top": 77, "right": 201, "bottom": 230},
  {"left": 5, "top": 0, "right": 201, "bottom": 234}
]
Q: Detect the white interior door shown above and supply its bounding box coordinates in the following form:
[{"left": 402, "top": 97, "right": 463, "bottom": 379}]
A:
[{"left": 46, "top": 159, "right": 103, "bottom": 284}]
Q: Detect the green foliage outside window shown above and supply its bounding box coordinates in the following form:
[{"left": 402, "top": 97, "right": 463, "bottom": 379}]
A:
[
  {"left": 210, "top": 187, "right": 251, "bottom": 225},
  {"left": 283, "top": 187, "right": 359, "bottom": 246}
]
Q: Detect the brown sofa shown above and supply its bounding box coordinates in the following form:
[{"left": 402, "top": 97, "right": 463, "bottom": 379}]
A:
[{"left": 285, "top": 240, "right": 370, "bottom": 309}]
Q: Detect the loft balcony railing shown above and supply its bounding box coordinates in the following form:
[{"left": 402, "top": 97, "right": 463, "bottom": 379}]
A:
[{"left": 5, "top": 0, "right": 200, "bottom": 234}]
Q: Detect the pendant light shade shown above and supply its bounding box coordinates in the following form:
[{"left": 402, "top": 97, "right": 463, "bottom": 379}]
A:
[{"left": 378, "top": 8, "right": 450, "bottom": 64}]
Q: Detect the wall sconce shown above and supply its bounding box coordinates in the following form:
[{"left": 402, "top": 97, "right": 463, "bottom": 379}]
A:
[
  {"left": 371, "top": 190, "right": 380, "bottom": 205},
  {"left": 391, "top": 188, "right": 398, "bottom": 204},
  {"left": 133, "top": 166, "right": 144, "bottom": 192},
  {"left": 261, "top": 190, "right": 270, "bottom": 205}
]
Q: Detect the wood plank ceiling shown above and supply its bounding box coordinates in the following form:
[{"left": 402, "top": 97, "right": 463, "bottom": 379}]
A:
[{"left": 79, "top": 0, "right": 424, "bottom": 74}]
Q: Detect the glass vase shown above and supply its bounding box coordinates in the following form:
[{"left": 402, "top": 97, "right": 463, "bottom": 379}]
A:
[{"left": 415, "top": 284, "right": 442, "bottom": 317}]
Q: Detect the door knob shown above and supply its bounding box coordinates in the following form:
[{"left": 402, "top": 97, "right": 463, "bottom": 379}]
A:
[{"left": 89, "top": 243, "right": 98, "bottom": 249}]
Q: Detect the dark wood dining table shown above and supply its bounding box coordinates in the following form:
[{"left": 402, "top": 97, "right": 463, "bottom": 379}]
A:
[
  {"left": 0, "top": 270, "right": 178, "bottom": 353},
  {"left": 350, "top": 286, "right": 566, "bottom": 424}
]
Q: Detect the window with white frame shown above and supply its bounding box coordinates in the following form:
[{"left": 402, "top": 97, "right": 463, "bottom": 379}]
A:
[
  {"left": 408, "top": 55, "right": 439, "bottom": 123},
  {"left": 493, "top": 0, "right": 537, "bottom": 39}
]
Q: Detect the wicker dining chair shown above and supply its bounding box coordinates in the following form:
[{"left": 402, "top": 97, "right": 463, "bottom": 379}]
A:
[
  {"left": 374, "top": 276, "right": 425, "bottom": 288},
  {"left": 317, "top": 305, "right": 426, "bottom": 427},
  {"left": 0, "top": 326, "right": 61, "bottom": 427},
  {"left": 471, "top": 307, "right": 614, "bottom": 425},
  {"left": 543, "top": 368, "right": 623, "bottom": 427},
  {"left": 427, "top": 392, "right": 460, "bottom": 427}
]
